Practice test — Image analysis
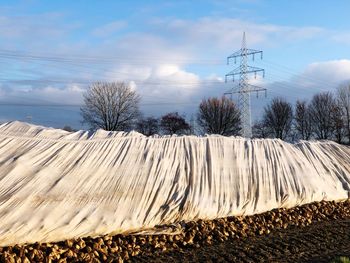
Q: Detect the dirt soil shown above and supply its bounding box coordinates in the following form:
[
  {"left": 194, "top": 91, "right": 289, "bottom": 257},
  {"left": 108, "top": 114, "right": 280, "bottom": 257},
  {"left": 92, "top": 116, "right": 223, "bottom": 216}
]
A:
[{"left": 131, "top": 219, "right": 350, "bottom": 263}]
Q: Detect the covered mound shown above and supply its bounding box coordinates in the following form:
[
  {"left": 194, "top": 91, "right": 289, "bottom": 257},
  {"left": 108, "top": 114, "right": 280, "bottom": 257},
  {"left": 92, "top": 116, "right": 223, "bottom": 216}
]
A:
[{"left": 0, "top": 121, "right": 349, "bottom": 246}]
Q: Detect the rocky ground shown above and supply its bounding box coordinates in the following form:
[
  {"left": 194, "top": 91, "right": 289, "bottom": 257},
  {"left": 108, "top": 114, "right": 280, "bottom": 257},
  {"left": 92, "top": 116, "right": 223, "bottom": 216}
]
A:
[{"left": 1, "top": 200, "right": 350, "bottom": 262}]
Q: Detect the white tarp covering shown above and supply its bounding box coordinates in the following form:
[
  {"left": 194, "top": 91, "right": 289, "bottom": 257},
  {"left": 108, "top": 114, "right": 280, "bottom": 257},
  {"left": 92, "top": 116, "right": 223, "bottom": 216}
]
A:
[{"left": 0, "top": 121, "right": 349, "bottom": 246}]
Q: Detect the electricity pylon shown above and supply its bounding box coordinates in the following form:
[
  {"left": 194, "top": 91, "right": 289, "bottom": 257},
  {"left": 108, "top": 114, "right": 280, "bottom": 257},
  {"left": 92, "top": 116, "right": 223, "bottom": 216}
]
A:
[{"left": 225, "top": 32, "right": 266, "bottom": 138}]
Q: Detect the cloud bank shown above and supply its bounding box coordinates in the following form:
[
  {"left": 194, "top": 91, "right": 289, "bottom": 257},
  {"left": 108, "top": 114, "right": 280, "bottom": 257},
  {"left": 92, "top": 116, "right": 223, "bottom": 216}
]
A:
[{"left": 0, "top": 9, "right": 349, "bottom": 120}]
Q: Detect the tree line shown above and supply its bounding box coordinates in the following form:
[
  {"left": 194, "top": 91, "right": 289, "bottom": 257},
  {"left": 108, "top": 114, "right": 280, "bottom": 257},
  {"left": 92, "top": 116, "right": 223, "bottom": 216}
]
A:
[
  {"left": 253, "top": 86, "right": 350, "bottom": 144},
  {"left": 79, "top": 81, "right": 350, "bottom": 144}
]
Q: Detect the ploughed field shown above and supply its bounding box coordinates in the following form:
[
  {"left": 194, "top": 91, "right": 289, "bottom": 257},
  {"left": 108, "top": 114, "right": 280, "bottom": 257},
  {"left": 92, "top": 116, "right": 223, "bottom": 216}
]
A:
[
  {"left": 133, "top": 218, "right": 350, "bottom": 263},
  {"left": 1, "top": 200, "right": 350, "bottom": 262}
]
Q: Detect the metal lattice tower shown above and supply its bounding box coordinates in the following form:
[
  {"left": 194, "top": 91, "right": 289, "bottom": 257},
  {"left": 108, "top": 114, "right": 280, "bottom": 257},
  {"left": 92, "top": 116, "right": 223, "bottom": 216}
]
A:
[{"left": 225, "top": 32, "right": 266, "bottom": 138}]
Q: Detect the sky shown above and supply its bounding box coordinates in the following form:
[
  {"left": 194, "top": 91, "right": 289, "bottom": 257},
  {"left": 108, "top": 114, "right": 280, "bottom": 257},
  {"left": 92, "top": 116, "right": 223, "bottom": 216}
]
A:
[{"left": 0, "top": 0, "right": 350, "bottom": 129}]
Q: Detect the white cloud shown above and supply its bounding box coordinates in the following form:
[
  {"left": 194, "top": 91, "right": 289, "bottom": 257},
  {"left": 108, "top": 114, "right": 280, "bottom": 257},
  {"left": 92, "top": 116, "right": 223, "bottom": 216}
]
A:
[
  {"left": 301, "top": 60, "right": 350, "bottom": 85},
  {"left": 149, "top": 64, "right": 199, "bottom": 84},
  {"left": 91, "top": 21, "right": 127, "bottom": 37},
  {"left": 151, "top": 17, "right": 325, "bottom": 50},
  {"left": 34, "top": 85, "right": 85, "bottom": 104},
  {"left": 0, "top": 84, "right": 85, "bottom": 105},
  {"left": 104, "top": 64, "right": 201, "bottom": 104},
  {"left": 1, "top": 10, "right": 350, "bottom": 119},
  {"left": 0, "top": 13, "right": 79, "bottom": 41},
  {"left": 331, "top": 32, "right": 350, "bottom": 45},
  {"left": 104, "top": 65, "right": 152, "bottom": 82},
  {"left": 264, "top": 59, "right": 350, "bottom": 105}
]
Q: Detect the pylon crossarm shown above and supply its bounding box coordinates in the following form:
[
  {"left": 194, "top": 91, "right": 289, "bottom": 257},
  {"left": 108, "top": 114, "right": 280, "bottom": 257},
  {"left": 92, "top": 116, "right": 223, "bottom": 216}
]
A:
[
  {"left": 227, "top": 49, "right": 263, "bottom": 64},
  {"left": 245, "top": 84, "right": 267, "bottom": 92},
  {"left": 225, "top": 67, "right": 241, "bottom": 82},
  {"left": 246, "top": 66, "right": 265, "bottom": 77},
  {"left": 234, "top": 87, "right": 266, "bottom": 94},
  {"left": 227, "top": 50, "right": 243, "bottom": 58},
  {"left": 230, "top": 89, "right": 265, "bottom": 94},
  {"left": 225, "top": 67, "right": 241, "bottom": 76},
  {"left": 227, "top": 50, "right": 244, "bottom": 64},
  {"left": 227, "top": 51, "right": 242, "bottom": 64}
]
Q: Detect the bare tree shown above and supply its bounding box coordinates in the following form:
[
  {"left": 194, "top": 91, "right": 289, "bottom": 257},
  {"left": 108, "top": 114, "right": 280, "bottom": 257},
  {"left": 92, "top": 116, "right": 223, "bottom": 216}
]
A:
[
  {"left": 81, "top": 82, "right": 140, "bottom": 131},
  {"left": 160, "top": 112, "right": 190, "bottom": 135},
  {"left": 333, "top": 104, "right": 345, "bottom": 144},
  {"left": 135, "top": 116, "right": 159, "bottom": 136},
  {"left": 197, "top": 96, "right": 241, "bottom": 136},
  {"left": 262, "top": 97, "right": 293, "bottom": 140},
  {"left": 252, "top": 120, "right": 269, "bottom": 138},
  {"left": 337, "top": 85, "right": 350, "bottom": 144},
  {"left": 294, "top": 100, "right": 313, "bottom": 140},
  {"left": 308, "top": 92, "right": 336, "bottom": 140}
]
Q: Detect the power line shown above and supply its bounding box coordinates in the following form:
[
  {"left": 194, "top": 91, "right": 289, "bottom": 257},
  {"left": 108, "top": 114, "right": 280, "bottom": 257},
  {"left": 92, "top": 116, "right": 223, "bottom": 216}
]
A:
[
  {"left": 0, "top": 101, "right": 202, "bottom": 107},
  {"left": 0, "top": 49, "right": 224, "bottom": 65},
  {"left": 0, "top": 48, "right": 344, "bottom": 92},
  {"left": 0, "top": 47, "right": 346, "bottom": 113},
  {"left": 261, "top": 60, "right": 343, "bottom": 88}
]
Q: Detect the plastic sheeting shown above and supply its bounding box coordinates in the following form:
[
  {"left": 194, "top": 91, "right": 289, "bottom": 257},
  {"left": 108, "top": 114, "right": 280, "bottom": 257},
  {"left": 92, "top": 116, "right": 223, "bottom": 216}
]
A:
[{"left": 0, "top": 121, "right": 349, "bottom": 246}]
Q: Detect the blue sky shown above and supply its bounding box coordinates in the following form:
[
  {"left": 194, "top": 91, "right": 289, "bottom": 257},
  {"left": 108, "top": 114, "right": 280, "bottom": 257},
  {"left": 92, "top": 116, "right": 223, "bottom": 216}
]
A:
[{"left": 0, "top": 0, "right": 350, "bottom": 128}]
